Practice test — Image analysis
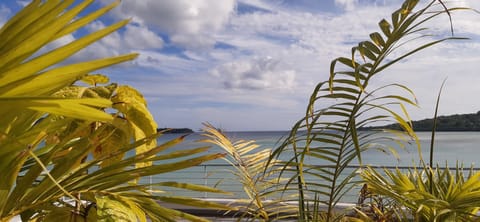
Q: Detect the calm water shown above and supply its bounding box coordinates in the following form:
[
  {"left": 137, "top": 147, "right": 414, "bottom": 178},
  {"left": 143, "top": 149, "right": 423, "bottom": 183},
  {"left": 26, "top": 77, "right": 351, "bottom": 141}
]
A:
[
  {"left": 157, "top": 131, "right": 480, "bottom": 167},
  {"left": 150, "top": 131, "right": 480, "bottom": 202}
]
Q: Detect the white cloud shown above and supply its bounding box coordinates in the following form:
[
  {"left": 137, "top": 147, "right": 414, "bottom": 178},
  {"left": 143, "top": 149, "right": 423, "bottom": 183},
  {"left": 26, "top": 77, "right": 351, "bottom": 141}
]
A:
[
  {"left": 224, "top": 2, "right": 401, "bottom": 57},
  {"left": 86, "top": 21, "right": 123, "bottom": 50},
  {"left": 5, "top": 0, "right": 478, "bottom": 131},
  {"left": 15, "top": 0, "right": 29, "bottom": 7},
  {"left": 334, "top": 0, "right": 358, "bottom": 11},
  {"left": 103, "top": 0, "right": 235, "bottom": 49},
  {"left": 135, "top": 50, "right": 209, "bottom": 74},
  {"left": 124, "top": 24, "right": 164, "bottom": 50},
  {"left": 170, "top": 34, "right": 215, "bottom": 49},
  {"left": 214, "top": 2, "right": 399, "bottom": 91},
  {"left": 79, "top": 0, "right": 480, "bottom": 130},
  {"left": 211, "top": 57, "right": 296, "bottom": 90},
  {"left": 86, "top": 21, "right": 165, "bottom": 52},
  {"left": 43, "top": 21, "right": 165, "bottom": 63},
  {"left": 122, "top": 1, "right": 480, "bottom": 131}
]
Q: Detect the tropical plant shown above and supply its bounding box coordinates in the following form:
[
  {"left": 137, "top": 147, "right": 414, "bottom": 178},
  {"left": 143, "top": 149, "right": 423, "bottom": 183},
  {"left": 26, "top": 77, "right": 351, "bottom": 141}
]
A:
[
  {"left": 0, "top": 1, "right": 230, "bottom": 221},
  {"left": 360, "top": 80, "right": 480, "bottom": 222},
  {"left": 362, "top": 165, "right": 480, "bottom": 221},
  {"left": 354, "top": 180, "right": 409, "bottom": 221},
  {"left": 200, "top": 123, "right": 297, "bottom": 221},
  {"left": 269, "top": 0, "right": 466, "bottom": 221}
]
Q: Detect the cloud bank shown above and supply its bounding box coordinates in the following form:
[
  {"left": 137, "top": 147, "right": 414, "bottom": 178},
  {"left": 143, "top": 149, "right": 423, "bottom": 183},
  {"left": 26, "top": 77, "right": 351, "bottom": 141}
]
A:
[{"left": 2, "top": 0, "right": 479, "bottom": 131}]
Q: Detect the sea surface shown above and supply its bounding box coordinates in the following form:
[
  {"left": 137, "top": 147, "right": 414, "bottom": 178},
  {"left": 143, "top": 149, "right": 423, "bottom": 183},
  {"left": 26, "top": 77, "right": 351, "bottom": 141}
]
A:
[
  {"left": 156, "top": 131, "right": 480, "bottom": 166},
  {"left": 147, "top": 131, "right": 480, "bottom": 202}
]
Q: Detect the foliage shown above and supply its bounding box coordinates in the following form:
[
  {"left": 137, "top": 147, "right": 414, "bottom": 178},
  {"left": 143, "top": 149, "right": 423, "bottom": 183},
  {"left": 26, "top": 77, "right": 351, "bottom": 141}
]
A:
[
  {"left": 5, "top": 0, "right": 475, "bottom": 221},
  {"left": 200, "top": 123, "right": 297, "bottom": 221},
  {"left": 269, "top": 0, "right": 466, "bottom": 221},
  {"left": 360, "top": 72, "right": 480, "bottom": 222},
  {"left": 0, "top": 1, "right": 230, "bottom": 221},
  {"left": 354, "top": 182, "right": 409, "bottom": 221},
  {"left": 363, "top": 111, "right": 480, "bottom": 131},
  {"left": 362, "top": 165, "right": 480, "bottom": 221}
]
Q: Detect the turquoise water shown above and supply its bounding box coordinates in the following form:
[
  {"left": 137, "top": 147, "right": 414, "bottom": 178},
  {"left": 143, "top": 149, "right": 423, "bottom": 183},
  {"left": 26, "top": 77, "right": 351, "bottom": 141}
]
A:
[
  {"left": 148, "top": 131, "right": 480, "bottom": 202},
  {"left": 157, "top": 131, "right": 480, "bottom": 166}
]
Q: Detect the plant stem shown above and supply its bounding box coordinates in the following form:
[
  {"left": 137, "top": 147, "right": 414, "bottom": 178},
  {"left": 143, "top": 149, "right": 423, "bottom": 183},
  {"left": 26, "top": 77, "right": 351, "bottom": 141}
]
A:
[{"left": 429, "top": 79, "right": 446, "bottom": 193}]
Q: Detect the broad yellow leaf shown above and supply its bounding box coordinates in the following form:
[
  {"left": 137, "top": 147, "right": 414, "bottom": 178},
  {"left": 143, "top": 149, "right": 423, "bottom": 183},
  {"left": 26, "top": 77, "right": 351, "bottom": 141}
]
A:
[
  {"left": 81, "top": 74, "right": 110, "bottom": 86},
  {"left": 112, "top": 86, "right": 157, "bottom": 167}
]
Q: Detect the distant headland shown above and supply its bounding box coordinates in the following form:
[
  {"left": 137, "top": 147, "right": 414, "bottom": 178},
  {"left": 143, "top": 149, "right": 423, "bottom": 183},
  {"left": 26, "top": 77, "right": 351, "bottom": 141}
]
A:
[
  {"left": 157, "top": 128, "right": 194, "bottom": 134},
  {"left": 362, "top": 111, "right": 480, "bottom": 131}
]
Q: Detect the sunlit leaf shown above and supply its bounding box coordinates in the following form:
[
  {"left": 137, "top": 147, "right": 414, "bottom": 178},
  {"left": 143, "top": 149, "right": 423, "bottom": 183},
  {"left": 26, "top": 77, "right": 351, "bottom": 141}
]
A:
[
  {"left": 81, "top": 74, "right": 110, "bottom": 86},
  {"left": 112, "top": 86, "right": 157, "bottom": 167}
]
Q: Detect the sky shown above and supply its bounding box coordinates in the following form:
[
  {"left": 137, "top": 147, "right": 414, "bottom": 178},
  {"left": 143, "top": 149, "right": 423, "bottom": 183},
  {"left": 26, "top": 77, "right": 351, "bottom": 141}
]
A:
[{"left": 2, "top": 0, "right": 480, "bottom": 131}]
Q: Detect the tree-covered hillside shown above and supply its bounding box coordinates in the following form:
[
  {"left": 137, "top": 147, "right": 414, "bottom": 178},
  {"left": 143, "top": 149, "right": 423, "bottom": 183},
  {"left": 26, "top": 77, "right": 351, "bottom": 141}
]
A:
[{"left": 363, "top": 111, "right": 480, "bottom": 131}]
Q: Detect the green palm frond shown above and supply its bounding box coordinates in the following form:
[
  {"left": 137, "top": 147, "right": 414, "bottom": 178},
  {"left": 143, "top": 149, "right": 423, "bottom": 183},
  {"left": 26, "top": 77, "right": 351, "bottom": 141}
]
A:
[
  {"left": 270, "top": 0, "right": 467, "bottom": 221},
  {"left": 200, "top": 123, "right": 297, "bottom": 221}
]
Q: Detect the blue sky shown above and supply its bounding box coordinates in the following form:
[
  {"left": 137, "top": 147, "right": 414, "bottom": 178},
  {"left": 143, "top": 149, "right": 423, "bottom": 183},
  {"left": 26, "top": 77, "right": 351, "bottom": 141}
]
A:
[{"left": 2, "top": 0, "right": 480, "bottom": 131}]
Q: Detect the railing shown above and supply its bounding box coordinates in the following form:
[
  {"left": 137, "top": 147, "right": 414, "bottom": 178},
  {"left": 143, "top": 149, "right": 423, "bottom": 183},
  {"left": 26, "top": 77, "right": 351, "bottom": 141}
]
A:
[{"left": 140, "top": 164, "right": 480, "bottom": 203}]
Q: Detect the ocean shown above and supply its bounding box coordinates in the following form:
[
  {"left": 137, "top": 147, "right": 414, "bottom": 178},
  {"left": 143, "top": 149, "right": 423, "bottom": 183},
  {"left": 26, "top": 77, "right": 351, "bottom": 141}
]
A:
[
  {"left": 157, "top": 131, "right": 480, "bottom": 166},
  {"left": 148, "top": 131, "right": 480, "bottom": 202}
]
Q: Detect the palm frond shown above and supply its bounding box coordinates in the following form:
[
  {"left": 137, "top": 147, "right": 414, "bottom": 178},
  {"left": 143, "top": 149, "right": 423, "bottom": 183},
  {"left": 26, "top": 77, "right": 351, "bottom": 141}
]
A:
[
  {"left": 0, "top": 1, "right": 231, "bottom": 221},
  {"left": 362, "top": 165, "right": 480, "bottom": 221},
  {"left": 270, "top": 0, "right": 467, "bottom": 221},
  {"left": 200, "top": 123, "right": 298, "bottom": 221}
]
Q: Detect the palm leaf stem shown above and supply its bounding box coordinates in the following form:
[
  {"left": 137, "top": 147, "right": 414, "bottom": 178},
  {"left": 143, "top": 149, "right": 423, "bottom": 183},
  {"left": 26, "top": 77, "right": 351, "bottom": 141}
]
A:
[{"left": 429, "top": 79, "right": 446, "bottom": 193}]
